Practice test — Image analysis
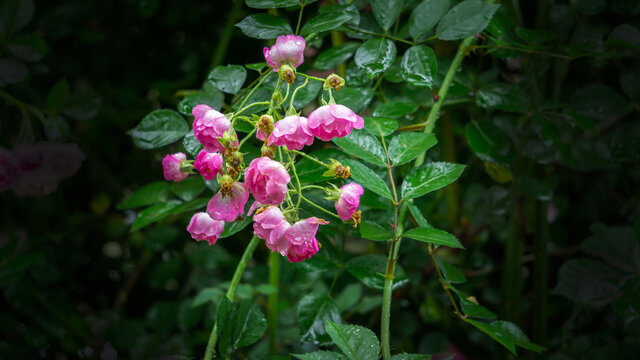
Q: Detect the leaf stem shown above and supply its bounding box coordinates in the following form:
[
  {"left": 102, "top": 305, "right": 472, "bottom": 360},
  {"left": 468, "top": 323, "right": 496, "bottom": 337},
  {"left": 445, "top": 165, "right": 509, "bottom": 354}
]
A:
[
  {"left": 203, "top": 235, "right": 261, "bottom": 360},
  {"left": 267, "top": 251, "right": 280, "bottom": 354}
]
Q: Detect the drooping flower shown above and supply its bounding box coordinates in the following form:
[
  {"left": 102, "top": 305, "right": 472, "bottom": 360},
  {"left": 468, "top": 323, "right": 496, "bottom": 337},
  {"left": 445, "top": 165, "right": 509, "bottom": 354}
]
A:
[
  {"left": 193, "top": 150, "right": 223, "bottom": 181},
  {"left": 253, "top": 206, "right": 292, "bottom": 255},
  {"left": 263, "top": 35, "right": 305, "bottom": 71},
  {"left": 0, "top": 147, "right": 20, "bottom": 192},
  {"left": 206, "top": 181, "right": 249, "bottom": 222},
  {"left": 162, "top": 152, "right": 189, "bottom": 182},
  {"left": 192, "top": 104, "right": 235, "bottom": 153},
  {"left": 268, "top": 115, "right": 314, "bottom": 150},
  {"left": 187, "top": 212, "right": 225, "bottom": 245},
  {"left": 285, "top": 217, "right": 328, "bottom": 263},
  {"left": 307, "top": 104, "right": 364, "bottom": 141},
  {"left": 244, "top": 157, "right": 291, "bottom": 205},
  {"left": 335, "top": 183, "right": 364, "bottom": 221}
]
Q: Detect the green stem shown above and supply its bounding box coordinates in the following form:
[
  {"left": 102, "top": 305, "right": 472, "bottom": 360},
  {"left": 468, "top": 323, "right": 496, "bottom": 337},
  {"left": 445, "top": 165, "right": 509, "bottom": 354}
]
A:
[
  {"left": 236, "top": 71, "right": 273, "bottom": 111},
  {"left": 532, "top": 200, "right": 549, "bottom": 352},
  {"left": 289, "top": 149, "right": 330, "bottom": 168},
  {"left": 301, "top": 195, "right": 342, "bottom": 220},
  {"left": 209, "top": 0, "right": 244, "bottom": 70},
  {"left": 204, "top": 235, "right": 261, "bottom": 360},
  {"left": 238, "top": 128, "right": 257, "bottom": 150},
  {"left": 267, "top": 251, "right": 280, "bottom": 354},
  {"left": 295, "top": 2, "right": 305, "bottom": 35},
  {"left": 288, "top": 77, "right": 309, "bottom": 113},
  {"left": 288, "top": 151, "right": 303, "bottom": 207}
]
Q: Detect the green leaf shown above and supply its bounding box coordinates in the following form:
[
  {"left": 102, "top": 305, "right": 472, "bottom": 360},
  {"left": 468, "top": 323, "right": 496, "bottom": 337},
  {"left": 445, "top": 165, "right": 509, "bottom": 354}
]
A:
[
  {"left": 293, "top": 351, "right": 347, "bottom": 360},
  {"left": 182, "top": 132, "right": 204, "bottom": 157},
  {"left": 620, "top": 67, "right": 640, "bottom": 101},
  {"left": 569, "top": 84, "right": 632, "bottom": 121},
  {"left": 400, "top": 162, "right": 466, "bottom": 200},
  {"left": 370, "top": 0, "right": 403, "bottom": 31},
  {"left": 346, "top": 254, "right": 408, "bottom": 290},
  {"left": 177, "top": 91, "right": 224, "bottom": 116},
  {"left": 295, "top": 149, "right": 348, "bottom": 183},
  {"left": 388, "top": 133, "right": 437, "bottom": 166},
  {"left": 207, "top": 65, "right": 247, "bottom": 94},
  {"left": 325, "top": 320, "right": 380, "bottom": 360},
  {"left": 0, "top": 0, "right": 34, "bottom": 33},
  {"left": 607, "top": 24, "right": 640, "bottom": 49},
  {"left": 131, "top": 200, "right": 181, "bottom": 232},
  {"left": 436, "top": 0, "right": 500, "bottom": 41},
  {"left": 191, "top": 287, "right": 224, "bottom": 307},
  {"left": 284, "top": 76, "right": 322, "bottom": 109},
  {"left": 45, "top": 78, "right": 70, "bottom": 113},
  {"left": 354, "top": 38, "right": 397, "bottom": 78},
  {"left": 334, "top": 87, "right": 374, "bottom": 113},
  {"left": 434, "top": 255, "right": 467, "bottom": 283},
  {"left": 170, "top": 176, "right": 205, "bottom": 202},
  {"left": 390, "top": 355, "right": 432, "bottom": 360},
  {"left": 333, "top": 130, "right": 386, "bottom": 167},
  {"left": 335, "top": 284, "right": 363, "bottom": 312},
  {"left": 245, "top": 0, "right": 299, "bottom": 8},
  {"left": 552, "top": 258, "right": 622, "bottom": 308},
  {"left": 476, "top": 83, "right": 529, "bottom": 113},
  {"left": 464, "top": 120, "right": 513, "bottom": 164},
  {"left": 235, "top": 14, "right": 293, "bottom": 40},
  {"left": 314, "top": 42, "right": 360, "bottom": 71},
  {"left": 407, "top": 202, "right": 431, "bottom": 228},
  {"left": 409, "top": 0, "right": 450, "bottom": 39},
  {"left": 300, "top": 8, "right": 353, "bottom": 36},
  {"left": 582, "top": 225, "right": 640, "bottom": 274},
  {"left": 297, "top": 292, "right": 341, "bottom": 345},
  {"left": 319, "top": 4, "right": 360, "bottom": 27},
  {"left": 117, "top": 181, "right": 170, "bottom": 210},
  {"left": 402, "top": 227, "right": 464, "bottom": 249},
  {"left": 466, "top": 319, "right": 545, "bottom": 354},
  {"left": 401, "top": 45, "right": 437, "bottom": 88},
  {"left": 359, "top": 220, "right": 393, "bottom": 241},
  {"left": 7, "top": 34, "right": 48, "bottom": 62},
  {"left": 167, "top": 197, "right": 208, "bottom": 216},
  {"left": 127, "top": 109, "right": 189, "bottom": 150},
  {"left": 363, "top": 117, "right": 398, "bottom": 137},
  {"left": 221, "top": 217, "right": 252, "bottom": 239},
  {"left": 217, "top": 298, "right": 267, "bottom": 356},
  {"left": 515, "top": 27, "right": 557, "bottom": 44},
  {"left": 450, "top": 287, "right": 496, "bottom": 319},
  {"left": 373, "top": 101, "right": 418, "bottom": 118},
  {"left": 342, "top": 158, "right": 393, "bottom": 200}
]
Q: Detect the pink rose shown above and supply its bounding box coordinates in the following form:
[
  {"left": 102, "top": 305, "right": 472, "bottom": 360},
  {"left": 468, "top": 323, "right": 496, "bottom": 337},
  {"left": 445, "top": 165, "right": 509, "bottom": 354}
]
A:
[
  {"left": 256, "top": 128, "right": 268, "bottom": 141},
  {"left": 193, "top": 150, "right": 223, "bottom": 181},
  {"left": 268, "top": 115, "right": 314, "bottom": 150},
  {"left": 187, "top": 212, "right": 225, "bottom": 245},
  {"left": 307, "top": 104, "right": 364, "bottom": 141},
  {"left": 192, "top": 104, "right": 235, "bottom": 153},
  {"left": 263, "top": 35, "right": 306, "bottom": 71},
  {"left": 253, "top": 206, "right": 292, "bottom": 255},
  {"left": 244, "top": 157, "right": 291, "bottom": 205},
  {"left": 206, "top": 181, "right": 249, "bottom": 222},
  {"left": 285, "top": 217, "right": 328, "bottom": 263},
  {"left": 0, "top": 147, "right": 20, "bottom": 191},
  {"left": 335, "top": 183, "right": 364, "bottom": 221},
  {"left": 162, "top": 152, "right": 188, "bottom": 182}
]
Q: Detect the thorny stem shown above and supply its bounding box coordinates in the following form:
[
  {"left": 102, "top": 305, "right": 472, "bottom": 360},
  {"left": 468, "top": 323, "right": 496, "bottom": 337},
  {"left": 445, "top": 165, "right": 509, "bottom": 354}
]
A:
[{"left": 204, "top": 235, "right": 261, "bottom": 360}]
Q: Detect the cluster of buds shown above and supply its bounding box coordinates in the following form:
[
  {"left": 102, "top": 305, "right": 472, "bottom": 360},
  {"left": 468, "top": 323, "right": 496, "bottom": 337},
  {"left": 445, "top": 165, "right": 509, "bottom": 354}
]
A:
[{"left": 160, "top": 34, "right": 368, "bottom": 263}]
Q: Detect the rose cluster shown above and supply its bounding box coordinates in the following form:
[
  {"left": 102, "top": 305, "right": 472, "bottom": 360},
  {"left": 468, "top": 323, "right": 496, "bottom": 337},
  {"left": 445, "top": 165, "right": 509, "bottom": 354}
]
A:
[{"left": 161, "top": 35, "right": 365, "bottom": 263}]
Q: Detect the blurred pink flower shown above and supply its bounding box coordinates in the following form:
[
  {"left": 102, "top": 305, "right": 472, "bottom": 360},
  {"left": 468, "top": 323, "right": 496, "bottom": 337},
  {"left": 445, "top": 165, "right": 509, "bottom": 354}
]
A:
[
  {"left": 193, "top": 150, "right": 223, "bottom": 181},
  {"left": 187, "top": 212, "right": 225, "bottom": 245},
  {"left": 268, "top": 115, "right": 314, "bottom": 150},
  {"left": 264, "top": 35, "right": 306, "bottom": 70},
  {"left": 335, "top": 183, "right": 364, "bottom": 221},
  {"left": 307, "top": 104, "right": 364, "bottom": 141},
  {"left": 245, "top": 157, "right": 290, "bottom": 205},
  {"left": 253, "top": 206, "right": 292, "bottom": 255},
  {"left": 162, "top": 152, "right": 188, "bottom": 182}
]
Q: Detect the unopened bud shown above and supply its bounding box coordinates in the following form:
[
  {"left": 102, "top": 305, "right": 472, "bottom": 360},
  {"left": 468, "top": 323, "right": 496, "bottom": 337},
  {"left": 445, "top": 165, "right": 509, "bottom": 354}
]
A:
[
  {"left": 271, "top": 91, "right": 283, "bottom": 104},
  {"left": 279, "top": 64, "right": 296, "bottom": 84},
  {"left": 261, "top": 144, "right": 276, "bottom": 159},
  {"left": 323, "top": 74, "right": 345, "bottom": 92}
]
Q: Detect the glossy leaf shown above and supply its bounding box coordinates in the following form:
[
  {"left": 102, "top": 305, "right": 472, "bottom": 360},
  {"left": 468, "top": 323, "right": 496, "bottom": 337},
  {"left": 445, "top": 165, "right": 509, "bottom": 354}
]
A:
[
  {"left": 436, "top": 0, "right": 500, "bottom": 41},
  {"left": 359, "top": 220, "right": 393, "bottom": 241},
  {"left": 314, "top": 42, "right": 360, "bottom": 71},
  {"left": 177, "top": 91, "right": 224, "bottom": 116},
  {"left": 450, "top": 287, "right": 496, "bottom": 318},
  {"left": 407, "top": 202, "right": 431, "bottom": 228},
  {"left": 476, "top": 83, "right": 529, "bottom": 112},
  {"left": 207, "top": 65, "right": 247, "bottom": 94},
  {"left": 465, "top": 319, "right": 545, "bottom": 355},
  {"left": 131, "top": 200, "right": 181, "bottom": 232},
  {"left": 402, "top": 227, "right": 464, "bottom": 248},
  {"left": 293, "top": 351, "right": 347, "bottom": 360},
  {"left": 300, "top": 8, "right": 353, "bottom": 36},
  {"left": 568, "top": 84, "right": 632, "bottom": 121},
  {"left": 333, "top": 87, "right": 374, "bottom": 113},
  {"left": 373, "top": 101, "right": 418, "bottom": 118},
  {"left": 346, "top": 254, "right": 408, "bottom": 290},
  {"left": 216, "top": 298, "right": 267, "bottom": 356},
  {"left": 464, "top": 120, "right": 513, "bottom": 164},
  {"left": 297, "top": 292, "right": 341, "bottom": 345},
  {"left": 245, "top": 0, "right": 300, "bottom": 8},
  {"left": 388, "top": 132, "right": 437, "bottom": 166},
  {"left": 127, "top": 109, "right": 189, "bottom": 150},
  {"left": 435, "top": 255, "right": 467, "bottom": 283},
  {"left": 401, "top": 45, "right": 437, "bottom": 88},
  {"left": 220, "top": 217, "right": 252, "bottom": 239},
  {"left": 363, "top": 117, "right": 398, "bottom": 136},
  {"left": 354, "top": 38, "right": 397, "bottom": 78},
  {"left": 117, "top": 181, "right": 170, "bottom": 210},
  {"left": 167, "top": 197, "right": 208, "bottom": 216},
  {"left": 342, "top": 158, "right": 393, "bottom": 200},
  {"left": 400, "top": 162, "right": 466, "bottom": 200},
  {"left": 295, "top": 148, "right": 348, "bottom": 183},
  {"left": 235, "top": 14, "right": 293, "bottom": 40},
  {"left": 390, "top": 355, "right": 432, "bottom": 360},
  {"left": 333, "top": 130, "right": 386, "bottom": 167},
  {"left": 409, "top": 0, "right": 450, "bottom": 39},
  {"left": 552, "top": 258, "right": 623, "bottom": 307},
  {"left": 325, "top": 320, "right": 380, "bottom": 360},
  {"left": 182, "top": 132, "right": 204, "bottom": 157},
  {"left": 170, "top": 177, "right": 205, "bottom": 202},
  {"left": 370, "top": 0, "right": 403, "bottom": 31}
]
